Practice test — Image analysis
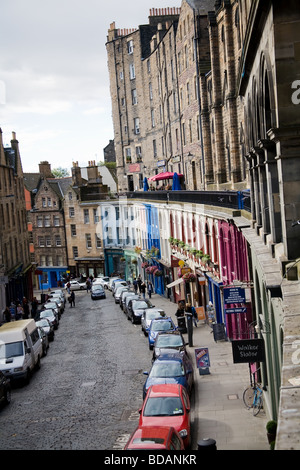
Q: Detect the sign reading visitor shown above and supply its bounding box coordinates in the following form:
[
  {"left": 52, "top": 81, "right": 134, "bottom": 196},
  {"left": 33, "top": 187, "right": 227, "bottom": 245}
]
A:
[
  {"left": 231, "top": 339, "right": 265, "bottom": 364},
  {"left": 223, "top": 287, "right": 246, "bottom": 304}
]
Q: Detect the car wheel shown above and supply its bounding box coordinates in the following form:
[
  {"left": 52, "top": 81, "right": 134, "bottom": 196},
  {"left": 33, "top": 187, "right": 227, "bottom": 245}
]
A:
[
  {"left": 24, "top": 369, "right": 31, "bottom": 385},
  {"left": 4, "top": 388, "right": 11, "bottom": 405},
  {"left": 36, "top": 356, "right": 41, "bottom": 370}
]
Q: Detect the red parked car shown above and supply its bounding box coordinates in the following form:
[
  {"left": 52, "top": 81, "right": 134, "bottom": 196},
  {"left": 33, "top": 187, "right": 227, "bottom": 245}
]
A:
[
  {"left": 138, "top": 384, "right": 191, "bottom": 448},
  {"left": 124, "top": 425, "right": 184, "bottom": 450}
]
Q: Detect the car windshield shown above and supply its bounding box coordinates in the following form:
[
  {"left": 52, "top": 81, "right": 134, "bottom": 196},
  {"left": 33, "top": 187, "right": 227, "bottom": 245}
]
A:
[
  {"left": 36, "top": 320, "right": 49, "bottom": 328},
  {"left": 41, "top": 310, "right": 54, "bottom": 318},
  {"left": 150, "top": 361, "right": 185, "bottom": 378},
  {"left": 0, "top": 341, "right": 24, "bottom": 359},
  {"left": 152, "top": 321, "right": 173, "bottom": 332},
  {"left": 146, "top": 311, "right": 164, "bottom": 321},
  {"left": 116, "top": 287, "right": 127, "bottom": 294},
  {"left": 133, "top": 300, "right": 151, "bottom": 309},
  {"left": 46, "top": 302, "right": 57, "bottom": 308},
  {"left": 156, "top": 335, "right": 184, "bottom": 348},
  {"left": 143, "top": 397, "right": 184, "bottom": 416}
]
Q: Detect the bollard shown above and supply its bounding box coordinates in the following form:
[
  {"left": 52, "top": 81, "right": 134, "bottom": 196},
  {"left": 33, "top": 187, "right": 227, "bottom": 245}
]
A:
[{"left": 197, "top": 438, "right": 217, "bottom": 450}]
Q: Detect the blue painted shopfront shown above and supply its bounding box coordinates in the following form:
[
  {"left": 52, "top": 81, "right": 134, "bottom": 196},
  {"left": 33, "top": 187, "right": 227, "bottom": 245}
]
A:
[
  {"left": 206, "top": 273, "right": 224, "bottom": 324},
  {"left": 38, "top": 267, "right": 67, "bottom": 290}
]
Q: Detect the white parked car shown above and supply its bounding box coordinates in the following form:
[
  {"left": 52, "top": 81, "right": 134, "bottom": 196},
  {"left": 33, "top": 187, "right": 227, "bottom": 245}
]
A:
[
  {"left": 69, "top": 280, "right": 86, "bottom": 291},
  {"left": 93, "top": 277, "right": 110, "bottom": 288}
]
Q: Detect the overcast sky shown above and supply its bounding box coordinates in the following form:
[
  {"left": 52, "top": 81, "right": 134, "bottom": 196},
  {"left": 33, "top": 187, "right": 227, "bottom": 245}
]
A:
[{"left": 0, "top": 0, "right": 181, "bottom": 173}]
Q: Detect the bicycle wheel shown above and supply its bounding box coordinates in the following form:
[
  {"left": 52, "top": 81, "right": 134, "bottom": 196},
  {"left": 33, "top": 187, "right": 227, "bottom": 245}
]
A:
[
  {"left": 253, "top": 392, "right": 263, "bottom": 416},
  {"left": 243, "top": 386, "right": 255, "bottom": 409}
]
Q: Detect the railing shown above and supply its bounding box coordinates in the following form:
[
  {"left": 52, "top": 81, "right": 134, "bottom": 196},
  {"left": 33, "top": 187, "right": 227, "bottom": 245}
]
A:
[{"left": 125, "top": 189, "right": 251, "bottom": 213}]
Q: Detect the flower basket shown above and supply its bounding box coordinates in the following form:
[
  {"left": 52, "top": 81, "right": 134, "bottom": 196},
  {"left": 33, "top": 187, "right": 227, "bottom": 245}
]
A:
[
  {"left": 142, "top": 262, "right": 149, "bottom": 269},
  {"left": 154, "top": 270, "right": 162, "bottom": 277},
  {"left": 182, "top": 272, "right": 196, "bottom": 282}
]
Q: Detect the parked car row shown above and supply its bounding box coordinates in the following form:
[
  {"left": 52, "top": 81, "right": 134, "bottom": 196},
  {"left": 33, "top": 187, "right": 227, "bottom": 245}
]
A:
[
  {"left": 0, "top": 289, "right": 67, "bottom": 409},
  {"left": 106, "top": 278, "right": 195, "bottom": 450}
]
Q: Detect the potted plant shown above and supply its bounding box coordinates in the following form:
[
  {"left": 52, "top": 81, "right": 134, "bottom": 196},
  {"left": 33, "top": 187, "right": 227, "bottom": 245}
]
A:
[{"left": 266, "top": 420, "right": 277, "bottom": 445}]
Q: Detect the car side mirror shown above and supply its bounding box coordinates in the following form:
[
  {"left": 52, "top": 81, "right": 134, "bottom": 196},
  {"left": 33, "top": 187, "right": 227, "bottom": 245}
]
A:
[{"left": 143, "top": 371, "right": 149, "bottom": 376}]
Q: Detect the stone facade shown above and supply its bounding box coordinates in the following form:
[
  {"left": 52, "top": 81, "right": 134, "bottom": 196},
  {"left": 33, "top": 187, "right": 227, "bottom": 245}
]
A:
[
  {"left": 24, "top": 161, "right": 69, "bottom": 289},
  {"left": 0, "top": 130, "right": 31, "bottom": 309},
  {"left": 64, "top": 161, "right": 106, "bottom": 278}
]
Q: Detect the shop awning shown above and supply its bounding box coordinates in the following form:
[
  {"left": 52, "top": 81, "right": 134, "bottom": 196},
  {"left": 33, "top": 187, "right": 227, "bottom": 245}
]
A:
[
  {"left": 148, "top": 172, "right": 183, "bottom": 181},
  {"left": 166, "top": 278, "right": 184, "bottom": 288}
]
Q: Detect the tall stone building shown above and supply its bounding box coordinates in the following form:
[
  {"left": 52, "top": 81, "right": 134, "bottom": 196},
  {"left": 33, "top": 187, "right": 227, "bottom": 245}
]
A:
[
  {"left": 0, "top": 130, "right": 32, "bottom": 311},
  {"left": 106, "top": 0, "right": 249, "bottom": 192},
  {"left": 24, "top": 162, "right": 70, "bottom": 290},
  {"left": 64, "top": 161, "right": 107, "bottom": 279}
]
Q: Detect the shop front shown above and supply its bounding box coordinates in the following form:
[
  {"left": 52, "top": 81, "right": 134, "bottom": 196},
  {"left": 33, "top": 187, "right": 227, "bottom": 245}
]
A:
[
  {"left": 37, "top": 266, "right": 68, "bottom": 290},
  {"left": 75, "top": 257, "right": 105, "bottom": 280}
]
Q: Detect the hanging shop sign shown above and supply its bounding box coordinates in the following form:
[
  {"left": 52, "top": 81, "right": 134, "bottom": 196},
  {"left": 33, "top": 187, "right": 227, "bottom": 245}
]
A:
[
  {"left": 223, "top": 287, "right": 246, "bottom": 304},
  {"left": 231, "top": 339, "right": 265, "bottom": 364}
]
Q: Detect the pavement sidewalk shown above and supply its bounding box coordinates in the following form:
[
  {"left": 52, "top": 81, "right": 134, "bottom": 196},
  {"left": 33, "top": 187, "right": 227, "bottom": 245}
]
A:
[{"left": 149, "top": 293, "right": 270, "bottom": 451}]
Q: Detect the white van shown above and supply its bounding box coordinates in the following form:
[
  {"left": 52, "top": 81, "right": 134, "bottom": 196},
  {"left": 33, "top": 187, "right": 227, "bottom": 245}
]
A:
[{"left": 0, "top": 319, "right": 43, "bottom": 383}]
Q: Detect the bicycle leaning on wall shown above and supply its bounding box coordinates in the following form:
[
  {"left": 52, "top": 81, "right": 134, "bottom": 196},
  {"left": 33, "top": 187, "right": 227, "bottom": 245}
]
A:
[{"left": 243, "top": 367, "right": 264, "bottom": 416}]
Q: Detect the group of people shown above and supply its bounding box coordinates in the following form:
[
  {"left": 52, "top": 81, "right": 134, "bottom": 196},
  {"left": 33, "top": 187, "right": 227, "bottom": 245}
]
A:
[
  {"left": 175, "top": 300, "right": 198, "bottom": 328},
  {"left": 133, "top": 275, "right": 153, "bottom": 299},
  {"left": 2, "top": 296, "right": 39, "bottom": 323}
]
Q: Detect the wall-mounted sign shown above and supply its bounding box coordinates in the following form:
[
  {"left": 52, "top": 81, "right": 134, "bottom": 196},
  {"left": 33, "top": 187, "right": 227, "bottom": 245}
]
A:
[
  {"left": 171, "top": 155, "right": 181, "bottom": 163},
  {"left": 128, "top": 163, "right": 141, "bottom": 173},
  {"left": 225, "top": 307, "right": 247, "bottom": 314},
  {"left": 223, "top": 287, "right": 246, "bottom": 304},
  {"left": 231, "top": 339, "right": 265, "bottom": 364},
  {"left": 157, "top": 160, "right": 166, "bottom": 167}
]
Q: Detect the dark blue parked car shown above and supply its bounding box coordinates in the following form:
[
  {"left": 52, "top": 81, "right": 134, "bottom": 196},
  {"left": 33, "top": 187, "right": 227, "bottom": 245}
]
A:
[
  {"left": 148, "top": 317, "right": 176, "bottom": 350},
  {"left": 143, "top": 352, "right": 194, "bottom": 399}
]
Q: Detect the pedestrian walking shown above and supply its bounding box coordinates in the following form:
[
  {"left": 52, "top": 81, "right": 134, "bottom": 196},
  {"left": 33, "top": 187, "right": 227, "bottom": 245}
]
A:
[
  {"left": 31, "top": 297, "right": 39, "bottom": 319},
  {"left": 186, "top": 302, "right": 198, "bottom": 327},
  {"left": 66, "top": 281, "right": 71, "bottom": 294},
  {"left": 140, "top": 281, "right": 146, "bottom": 299},
  {"left": 69, "top": 291, "right": 75, "bottom": 307},
  {"left": 22, "top": 297, "right": 30, "bottom": 319},
  {"left": 9, "top": 302, "right": 16, "bottom": 321},
  {"left": 133, "top": 278, "right": 138, "bottom": 294},
  {"left": 147, "top": 281, "right": 153, "bottom": 299},
  {"left": 86, "top": 278, "right": 91, "bottom": 293},
  {"left": 137, "top": 275, "right": 142, "bottom": 293},
  {"left": 3, "top": 306, "right": 11, "bottom": 323},
  {"left": 16, "top": 303, "right": 23, "bottom": 320},
  {"left": 175, "top": 300, "right": 187, "bottom": 333}
]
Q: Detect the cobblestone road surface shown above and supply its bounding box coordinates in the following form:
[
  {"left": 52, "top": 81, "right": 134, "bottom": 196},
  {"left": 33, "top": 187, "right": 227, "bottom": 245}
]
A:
[{"left": 0, "top": 289, "right": 153, "bottom": 450}]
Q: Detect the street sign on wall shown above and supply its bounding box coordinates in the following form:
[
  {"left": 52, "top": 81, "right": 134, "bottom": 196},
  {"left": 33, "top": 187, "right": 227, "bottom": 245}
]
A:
[
  {"left": 223, "top": 287, "right": 246, "bottom": 304},
  {"left": 225, "top": 307, "right": 247, "bottom": 314}
]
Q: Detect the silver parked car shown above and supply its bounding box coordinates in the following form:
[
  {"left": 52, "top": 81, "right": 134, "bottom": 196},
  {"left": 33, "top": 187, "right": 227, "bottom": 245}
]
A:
[
  {"left": 114, "top": 286, "right": 129, "bottom": 303},
  {"left": 141, "top": 308, "right": 166, "bottom": 336}
]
